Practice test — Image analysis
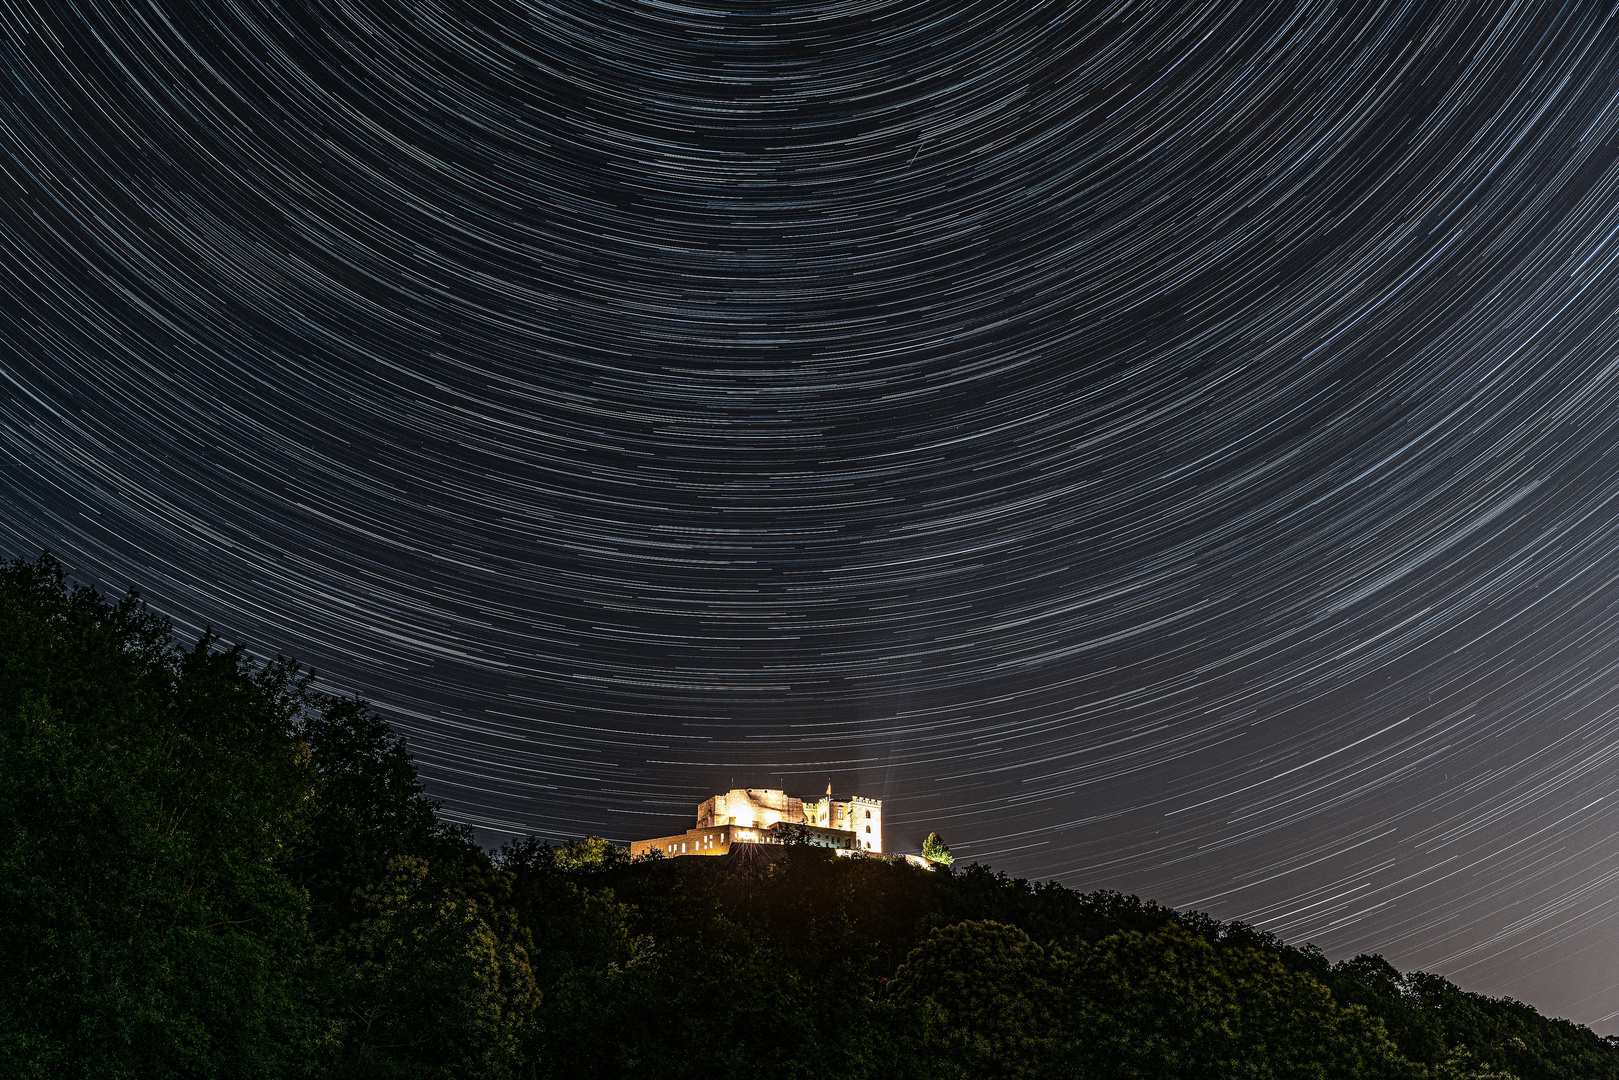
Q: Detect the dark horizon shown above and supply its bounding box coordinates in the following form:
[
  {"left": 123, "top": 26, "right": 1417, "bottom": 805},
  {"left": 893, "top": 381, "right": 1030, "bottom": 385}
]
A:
[{"left": 7, "top": 0, "right": 1619, "bottom": 1032}]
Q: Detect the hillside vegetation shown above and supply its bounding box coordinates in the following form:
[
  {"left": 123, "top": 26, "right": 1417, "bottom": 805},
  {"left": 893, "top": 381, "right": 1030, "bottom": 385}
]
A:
[{"left": 3, "top": 552, "right": 1616, "bottom": 1079}]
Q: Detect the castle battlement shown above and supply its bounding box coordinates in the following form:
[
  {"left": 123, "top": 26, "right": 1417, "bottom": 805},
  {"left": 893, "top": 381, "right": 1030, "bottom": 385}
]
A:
[{"left": 631, "top": 785, "right": 883, "bottom": 859}]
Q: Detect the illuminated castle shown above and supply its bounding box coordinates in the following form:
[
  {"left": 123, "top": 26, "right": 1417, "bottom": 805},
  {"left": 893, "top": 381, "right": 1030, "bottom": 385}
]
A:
[{"left": 629, "top": 784, "right": 882, "bottom": 859}]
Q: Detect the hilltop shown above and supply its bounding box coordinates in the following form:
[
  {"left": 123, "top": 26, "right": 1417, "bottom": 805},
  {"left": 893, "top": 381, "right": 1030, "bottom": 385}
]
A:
[
  {"left": 530, "top": 841, "right": 1619, "bottom": 1080},
  {"left": 3, "top": 550, "right": 1616, "bottom": 1080}
]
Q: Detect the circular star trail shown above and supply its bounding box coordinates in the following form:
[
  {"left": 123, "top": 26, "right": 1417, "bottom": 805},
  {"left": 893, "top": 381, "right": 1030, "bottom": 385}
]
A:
[{"left": 7, "top": 0, "right": 1619, "bottom": 1030}]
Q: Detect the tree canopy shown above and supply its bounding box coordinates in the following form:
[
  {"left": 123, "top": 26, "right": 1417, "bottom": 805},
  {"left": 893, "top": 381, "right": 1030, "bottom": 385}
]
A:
[
  {"left": 923, "top": 831, "right": 956, "bottom": 866},
  {"left": 3, "top": 551, "right": 1615, "bottom": 1080}
]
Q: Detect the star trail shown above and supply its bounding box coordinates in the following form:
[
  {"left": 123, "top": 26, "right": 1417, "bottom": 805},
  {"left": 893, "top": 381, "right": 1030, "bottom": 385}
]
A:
[{"left": 6, "top": 0, "right": 1619, "bottom": 1030}]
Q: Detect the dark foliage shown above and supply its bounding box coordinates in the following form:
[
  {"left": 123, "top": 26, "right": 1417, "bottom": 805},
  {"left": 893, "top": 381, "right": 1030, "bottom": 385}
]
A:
[{"left": 4, "top": 551, "right": 1616, "bottom": 1080}]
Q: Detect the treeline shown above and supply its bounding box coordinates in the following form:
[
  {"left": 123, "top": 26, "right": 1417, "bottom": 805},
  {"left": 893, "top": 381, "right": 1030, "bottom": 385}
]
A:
[{"left": 2, "top": 552, "right": 1616, "bottom": 1080}]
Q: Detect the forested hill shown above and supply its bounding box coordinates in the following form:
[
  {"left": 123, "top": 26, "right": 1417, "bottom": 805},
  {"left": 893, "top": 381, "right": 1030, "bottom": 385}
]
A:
[{"left": 4, "top": 551, "right": 1617, "bottom": 1080}]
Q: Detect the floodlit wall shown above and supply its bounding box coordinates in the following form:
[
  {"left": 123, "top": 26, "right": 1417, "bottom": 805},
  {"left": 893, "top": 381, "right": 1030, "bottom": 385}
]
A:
[
  {"left": 696, "top": 788, "right": 807, "bottom": 830},
  {"left": 847, "top": 796, "right": 882, "bottom": 853},
  {"left": 628, "top": 822, "right": 777, "bottom": 858}
]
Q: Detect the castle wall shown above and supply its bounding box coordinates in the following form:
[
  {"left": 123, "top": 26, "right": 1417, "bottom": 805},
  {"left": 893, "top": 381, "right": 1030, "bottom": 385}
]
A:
[
  {"left": 629, "top": 822, "right": 778, "bottom": 858},
  {"left": 783, "top": 823, "right": 859, "bottom": 850},
  {"left": 696, "top": 788, "right": 806, "bottom": 830}
]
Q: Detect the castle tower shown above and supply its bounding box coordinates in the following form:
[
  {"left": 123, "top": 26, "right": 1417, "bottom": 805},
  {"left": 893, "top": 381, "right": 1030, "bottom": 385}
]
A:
[{"left": 803, "top": 786, "right": 883, "bottom": 853}]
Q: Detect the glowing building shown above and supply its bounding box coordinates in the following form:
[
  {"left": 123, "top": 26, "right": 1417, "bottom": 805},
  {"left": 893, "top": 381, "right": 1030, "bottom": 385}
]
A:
[{"left": 629, "top": 784, "right": 883, "bottom": 858}]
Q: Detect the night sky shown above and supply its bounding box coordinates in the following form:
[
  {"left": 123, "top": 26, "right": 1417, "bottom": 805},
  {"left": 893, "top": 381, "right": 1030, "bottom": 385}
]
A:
[{"left": 6, "top": 0, "right": 1619, "bottom": 1030}]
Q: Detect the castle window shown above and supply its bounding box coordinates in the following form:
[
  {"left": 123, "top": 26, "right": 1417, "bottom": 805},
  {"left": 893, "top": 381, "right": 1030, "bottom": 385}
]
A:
[
  {"left": 865, "top": 825, "right": 871, "bottom": 833},
  {"left": 866, "top": 810, "right": 871, "bottom": 818}
]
